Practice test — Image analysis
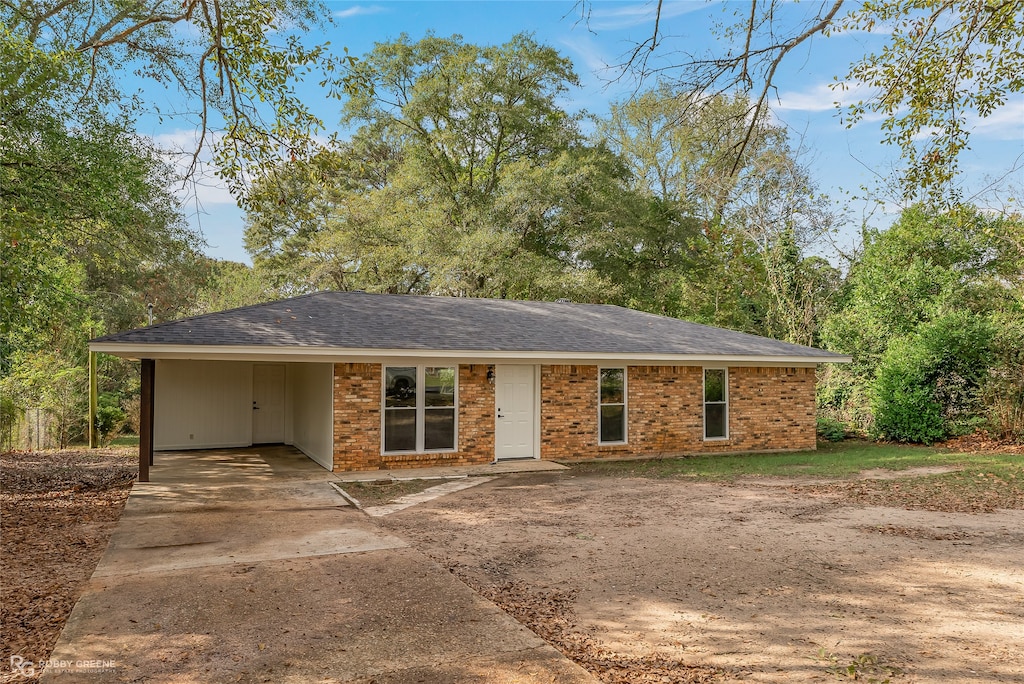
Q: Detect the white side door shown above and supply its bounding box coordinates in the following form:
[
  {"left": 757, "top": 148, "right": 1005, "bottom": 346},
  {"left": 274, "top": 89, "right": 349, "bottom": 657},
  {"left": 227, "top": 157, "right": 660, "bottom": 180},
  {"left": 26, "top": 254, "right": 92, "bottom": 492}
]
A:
[
  {"left": 494, "top": 365, "right": 536, "bottom": 460},
  {"left": 252, "top": 363, "right": 286, "bottom": 444}
]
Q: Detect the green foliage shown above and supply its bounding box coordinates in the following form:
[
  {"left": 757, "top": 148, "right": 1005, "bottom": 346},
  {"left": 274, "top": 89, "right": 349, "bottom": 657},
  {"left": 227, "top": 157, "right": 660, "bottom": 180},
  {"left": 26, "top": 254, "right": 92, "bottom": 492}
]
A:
[
  {"left": 816, "top": 417, "right": 847, "bottom": 442},
  {"left": 0, "top": 395, "right": 19, "bottom": 451},
  {"left": 191, "top": 260, "right": 278, "bottom": 315},
  {"left": 587, "top": 0, "right": 1024, "bottom": 201},
  {"left": 593, "top": 86, "right": 839, "bottom": 343},
  {"left": 94, "top": 392, "right": 126, "bottom": 445},
  {"left": 871, "top": 311, "right": 995, "bottom": 443},
  {"left": 872, "top": 355, "right": 946, "bottom": 444},
  {"left": 0, "top": 351, "right": 88, "bottom": 448},
  {"left": 821, "top": 206, "right": 1022, "bottom": 436},
  {"left": 1, "top": 0, "right": 352, "bottom": 198},
  {"left": 982, "top": 314, "right": 1024, "bottom": 440},
  {"left": 245, "top": 33, "right": 620, "bottom": 301},
  {"left": 837, "top": 0, "right": 1024, "bottom": 199}
]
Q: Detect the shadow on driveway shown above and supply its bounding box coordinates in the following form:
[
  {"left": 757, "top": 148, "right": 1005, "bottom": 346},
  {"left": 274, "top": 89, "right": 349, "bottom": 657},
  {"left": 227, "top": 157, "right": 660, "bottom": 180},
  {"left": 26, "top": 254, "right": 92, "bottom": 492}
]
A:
[{"left": 41, "top": 447, "right": 595, "bottom": 683}]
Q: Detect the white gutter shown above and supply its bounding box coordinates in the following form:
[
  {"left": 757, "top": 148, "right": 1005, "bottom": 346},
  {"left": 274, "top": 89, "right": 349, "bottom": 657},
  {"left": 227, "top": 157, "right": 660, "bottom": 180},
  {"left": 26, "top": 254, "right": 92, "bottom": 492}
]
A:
[{"left": 89, "top": 341, "right": 852, "bottom": 366}]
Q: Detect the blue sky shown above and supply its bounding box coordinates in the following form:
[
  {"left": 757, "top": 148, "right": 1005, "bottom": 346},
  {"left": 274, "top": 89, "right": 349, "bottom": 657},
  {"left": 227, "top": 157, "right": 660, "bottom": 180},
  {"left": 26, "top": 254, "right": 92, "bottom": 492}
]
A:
[{"left": 142, "top": 0, "right": 1024, "bottom": 264}]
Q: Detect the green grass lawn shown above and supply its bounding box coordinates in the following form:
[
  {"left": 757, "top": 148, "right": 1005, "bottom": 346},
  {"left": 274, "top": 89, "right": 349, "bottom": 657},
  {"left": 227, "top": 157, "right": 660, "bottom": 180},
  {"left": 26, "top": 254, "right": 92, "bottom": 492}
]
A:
[
  {"left": 569, "top": 440, "right": 1024, "bottom": 511},
  {"left": 568, "top": 439, "right": 1023, "bottom": 480},
  {"left": 65, "top": 435, "right": 140, "bottom": 449},
  {"left": 339, "top": 479, "right": 442, "bottom": 507}
]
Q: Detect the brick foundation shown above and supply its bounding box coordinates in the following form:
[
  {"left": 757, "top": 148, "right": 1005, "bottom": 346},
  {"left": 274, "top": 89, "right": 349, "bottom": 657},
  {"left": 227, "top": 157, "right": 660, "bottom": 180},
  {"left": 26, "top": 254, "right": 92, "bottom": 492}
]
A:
[{"left": 333, "top": 362, "right": 817, "bottom": 472}]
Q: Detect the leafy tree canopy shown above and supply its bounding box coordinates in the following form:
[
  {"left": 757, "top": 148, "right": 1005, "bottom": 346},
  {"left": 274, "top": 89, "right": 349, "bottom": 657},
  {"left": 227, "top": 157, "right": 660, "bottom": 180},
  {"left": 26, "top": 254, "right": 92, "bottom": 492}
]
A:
[
  {"left": 592, "top": 86, "right": 840, "bottom": 344},
  {"left": 1, "top": 0, "right": 352, "bottom": 198},
  {"left": 581, "top": 0, "right": 1024, "bottom": 202},
  {"left": 245, "top": 33, "right": 625, "bottom": 300}
]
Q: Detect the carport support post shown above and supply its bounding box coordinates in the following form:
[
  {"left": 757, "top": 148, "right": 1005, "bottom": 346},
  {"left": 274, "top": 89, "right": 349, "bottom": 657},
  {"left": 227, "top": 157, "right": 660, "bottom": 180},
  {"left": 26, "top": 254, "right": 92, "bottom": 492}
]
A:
[
  {"left": 88, "top": 350, "right": 98, "bottom": 448},
  {"left": 139, "top": 358, "right": 155, "bottom": 482}
]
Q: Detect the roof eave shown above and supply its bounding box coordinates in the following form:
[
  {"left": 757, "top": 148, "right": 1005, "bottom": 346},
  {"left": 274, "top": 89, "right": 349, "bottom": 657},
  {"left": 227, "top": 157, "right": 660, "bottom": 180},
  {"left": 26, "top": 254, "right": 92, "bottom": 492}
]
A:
[{"left": 89, "top": 342, "right": 852, "bottom": 365}]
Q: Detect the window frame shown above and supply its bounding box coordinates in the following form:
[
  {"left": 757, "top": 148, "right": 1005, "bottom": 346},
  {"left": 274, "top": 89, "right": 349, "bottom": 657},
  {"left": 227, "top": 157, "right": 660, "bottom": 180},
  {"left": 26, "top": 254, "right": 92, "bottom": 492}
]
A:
[
  {"left": 598, "top": 366, "right": 628, "bottom": 445},
  {"left": 703, "top": 367, "right": 729, "bottom": 440},
  {"left": 381, "top": 365, "right": 459, "bottom": 455}
]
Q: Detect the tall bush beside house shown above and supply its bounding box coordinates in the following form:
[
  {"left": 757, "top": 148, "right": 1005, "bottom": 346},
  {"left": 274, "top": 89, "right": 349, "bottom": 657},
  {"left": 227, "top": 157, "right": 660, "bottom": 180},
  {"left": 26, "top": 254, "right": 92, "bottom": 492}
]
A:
[
  {"left": 871, "top": 311, "right": 994, "bottom": 443},
  {"left": 871, "top": 337, "right": 944, "bottom": 443},
  {"left": 983, "top": 316, "right": 1024, "bottom": 440}
]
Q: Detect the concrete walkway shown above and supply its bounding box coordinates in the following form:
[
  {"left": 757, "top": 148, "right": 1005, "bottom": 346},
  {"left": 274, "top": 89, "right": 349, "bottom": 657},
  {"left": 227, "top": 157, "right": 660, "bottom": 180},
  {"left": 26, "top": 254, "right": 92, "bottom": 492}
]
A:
[
  {"left": 333, "top": 457, "right": 569, "bottom": 482},
  {"left": 42, "top": 447, "right": 594, "bottom": 683}
]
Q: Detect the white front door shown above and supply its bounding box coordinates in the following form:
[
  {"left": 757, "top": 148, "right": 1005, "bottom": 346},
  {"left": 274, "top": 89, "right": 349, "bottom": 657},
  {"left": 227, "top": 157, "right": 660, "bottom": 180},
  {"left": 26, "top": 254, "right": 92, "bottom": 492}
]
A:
[
  {"left": 252, "top": 363, "right": 286, "bottom": 444},
  {"left": 495, "top": 365, "right": 536, "bottom": 460}
]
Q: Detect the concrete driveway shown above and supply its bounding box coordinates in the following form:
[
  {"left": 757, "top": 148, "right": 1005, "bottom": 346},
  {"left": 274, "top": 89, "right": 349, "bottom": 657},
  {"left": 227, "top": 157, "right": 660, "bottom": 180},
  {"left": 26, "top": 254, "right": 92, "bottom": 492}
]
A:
[{"left": 41, "top": 447, "right": 595, "bottom": 683}]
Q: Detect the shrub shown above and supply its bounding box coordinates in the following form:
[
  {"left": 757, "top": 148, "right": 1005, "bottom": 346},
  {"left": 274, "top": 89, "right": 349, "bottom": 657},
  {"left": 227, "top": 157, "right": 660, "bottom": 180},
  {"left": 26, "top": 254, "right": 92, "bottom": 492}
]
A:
[
  {"left": 982, "top": 316, "right": 1024, "bottom": 440},
  {"left": 95, "top": 392, "right": 126, "bottom": 445},
  {"left": 871, "top": 311, "right": 994, "bottom": 444},
  {"left": 872, "top": 361, "right": 945, "bottom": 443},
  {"left": 816, "top": 417, "right": 847, "bottom": 442}
]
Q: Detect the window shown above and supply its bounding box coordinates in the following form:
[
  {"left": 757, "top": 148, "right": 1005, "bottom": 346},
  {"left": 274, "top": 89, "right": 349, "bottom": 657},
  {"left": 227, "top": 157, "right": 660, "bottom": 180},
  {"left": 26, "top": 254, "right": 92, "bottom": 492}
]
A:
[
  {"left": 384, "top": 366, "right": 456, "bottom": 453},
  {"left": 599, "top": 368, "right": 626, "bottom": 443},
  {"left": 704, "top": 368, "right": 728, "bottom": 439}
]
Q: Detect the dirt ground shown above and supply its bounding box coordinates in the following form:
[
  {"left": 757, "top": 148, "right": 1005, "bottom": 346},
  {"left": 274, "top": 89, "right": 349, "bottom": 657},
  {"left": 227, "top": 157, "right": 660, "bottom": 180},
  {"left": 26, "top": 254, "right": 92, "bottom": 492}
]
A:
[
  {"left": 1, "top": 449, "right": 136, "bottom": 683},
  {"left": 381, "top": 470, "right": 1024, "bottom": 683},
  {"left": 4, "top": 445, "right": 1023, "bottom": 683}
]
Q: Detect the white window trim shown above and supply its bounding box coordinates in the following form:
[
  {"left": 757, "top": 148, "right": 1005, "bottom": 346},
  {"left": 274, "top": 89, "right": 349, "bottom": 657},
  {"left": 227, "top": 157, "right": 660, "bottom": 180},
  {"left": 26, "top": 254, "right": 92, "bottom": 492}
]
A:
[
  {"left": 703, "top": 367, "right": 729, "bottom": 441},
  {"left": 598, "top": 366, "right": 628, "bottom": 445},
  {"left": 381, "top": 365, "right": 459, "bottom": 455}
]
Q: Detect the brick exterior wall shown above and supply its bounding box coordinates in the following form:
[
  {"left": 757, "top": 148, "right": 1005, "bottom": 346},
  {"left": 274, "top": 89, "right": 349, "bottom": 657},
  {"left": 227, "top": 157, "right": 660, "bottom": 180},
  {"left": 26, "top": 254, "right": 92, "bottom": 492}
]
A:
[
  {"left": 539, "top": 365, "right": 817, "bottom": 461},
  {"left": 333, "top": 362, "right": 817, "bottom": 472},
  {"left": 332, "top": 363, "right": 495, "bottom": 472},
  {"left": 332, "top": 363, "right": 381, "bottom": 471},
  {"left": 539, "top": 365, "right": 598, "bottom": 459}
]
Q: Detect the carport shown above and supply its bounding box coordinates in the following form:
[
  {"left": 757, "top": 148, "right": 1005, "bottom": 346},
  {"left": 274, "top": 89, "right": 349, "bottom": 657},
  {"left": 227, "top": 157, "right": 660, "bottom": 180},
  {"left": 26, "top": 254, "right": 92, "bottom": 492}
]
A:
[{"left": 131, "top": 357, "right": 334, "bottom": 481}]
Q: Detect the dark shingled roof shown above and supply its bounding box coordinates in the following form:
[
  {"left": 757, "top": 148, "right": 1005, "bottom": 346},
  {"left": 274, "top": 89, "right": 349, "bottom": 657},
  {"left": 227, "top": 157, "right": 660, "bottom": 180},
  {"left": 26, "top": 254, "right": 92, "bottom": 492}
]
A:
[{"left": 92, "top": 291, "right": 847, "bottom": 359}]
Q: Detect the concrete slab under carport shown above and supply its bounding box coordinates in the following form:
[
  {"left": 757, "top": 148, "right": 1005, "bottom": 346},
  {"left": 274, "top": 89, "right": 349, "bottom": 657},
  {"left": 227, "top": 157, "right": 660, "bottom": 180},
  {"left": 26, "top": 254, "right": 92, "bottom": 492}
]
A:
[
  {"left": 42, "top": 446, "right": 596, "bottom": 683},
  {"left": 144, "top": 444, "right": 336, "bottom": 485}
]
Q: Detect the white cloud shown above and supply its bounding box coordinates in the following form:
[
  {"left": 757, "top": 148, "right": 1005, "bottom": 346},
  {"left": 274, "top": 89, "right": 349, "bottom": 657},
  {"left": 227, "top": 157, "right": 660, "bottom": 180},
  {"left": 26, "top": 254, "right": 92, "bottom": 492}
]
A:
[
  {"left": 583, "top": 0, "right": 709, "bottom": 31},
  {"left": 773, "top": 83, "right": 841, "bottom": 113},
  {"left": 149, "top": 129, "right": 237, "bottom": 207},
  {"left": 774, "top": 80, "right": 876, "bottom": 113},
  {"left": 969, "top": 97, "right": 1024, "bottom": 140},
  {"left": 897, "top": 97, "right": 1023, "bottom": 141},
  {"left": 334, "top": 4, "right": 388, "bottom": 19},
  {"left": 560, "top": 34, "right": 613, "bottom": 76}
]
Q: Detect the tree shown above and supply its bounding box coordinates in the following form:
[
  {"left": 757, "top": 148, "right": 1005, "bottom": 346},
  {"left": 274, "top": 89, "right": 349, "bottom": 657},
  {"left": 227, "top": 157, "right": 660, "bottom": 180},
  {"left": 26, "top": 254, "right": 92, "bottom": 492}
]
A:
[
  {"left": 581, "top": 0, "right": 1024, "bottom": 201},
  {"left": 191, "top": 260, "right": 279, "bottom": 314},
  {"left": 245, "top": 34, "right": 628, "bottom": 301},
  {"left": 819, "top": 204, "right": 1023, "bottom": 435},
  {"left": 592, "top": 86, "right": 839, "bottom": 342},
  {"left": 1, "top": 0, "right": 351, "bottom": 197},
  {"left": 1, "top": 117, "right": 203, "bottom": 353}
]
